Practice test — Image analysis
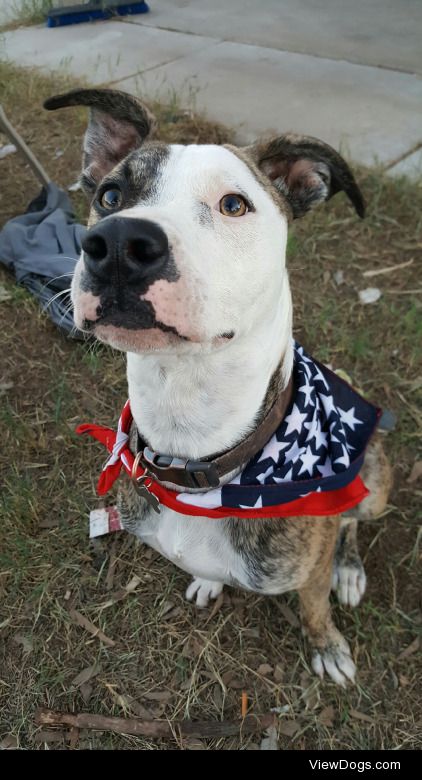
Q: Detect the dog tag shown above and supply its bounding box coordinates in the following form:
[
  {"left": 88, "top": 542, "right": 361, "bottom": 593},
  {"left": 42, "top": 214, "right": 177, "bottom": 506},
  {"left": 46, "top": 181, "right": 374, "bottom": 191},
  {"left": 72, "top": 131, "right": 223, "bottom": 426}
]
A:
[{"left": 134, "top": 475, "right": 161, "bottom": 514}]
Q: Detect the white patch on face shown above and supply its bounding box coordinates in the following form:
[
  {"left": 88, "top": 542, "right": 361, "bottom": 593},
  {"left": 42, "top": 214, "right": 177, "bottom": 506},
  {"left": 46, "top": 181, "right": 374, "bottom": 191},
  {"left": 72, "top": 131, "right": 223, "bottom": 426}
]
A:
[{"left": 116, "top": 144, "right": 289, "bottom": 346}]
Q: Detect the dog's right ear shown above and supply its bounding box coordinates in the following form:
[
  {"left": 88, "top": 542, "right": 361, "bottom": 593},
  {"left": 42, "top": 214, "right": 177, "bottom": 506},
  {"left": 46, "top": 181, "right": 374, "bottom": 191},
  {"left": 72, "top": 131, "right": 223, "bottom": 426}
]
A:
[{"left": 44, "top": 88, "right": 156, "bottom": 195}]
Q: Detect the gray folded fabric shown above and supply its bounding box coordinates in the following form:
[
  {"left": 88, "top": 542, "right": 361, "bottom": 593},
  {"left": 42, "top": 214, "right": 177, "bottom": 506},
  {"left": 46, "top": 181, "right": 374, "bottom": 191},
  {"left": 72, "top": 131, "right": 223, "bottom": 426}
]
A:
[{"left": 0, "top": 181, "right": 86, "bottom": 336}]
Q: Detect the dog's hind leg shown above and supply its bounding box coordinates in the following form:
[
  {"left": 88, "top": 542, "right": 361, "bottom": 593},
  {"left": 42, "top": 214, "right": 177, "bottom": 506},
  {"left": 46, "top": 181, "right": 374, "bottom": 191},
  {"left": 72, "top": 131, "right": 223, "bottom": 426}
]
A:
[
  {"left": 332, "top": 516, "right": 366, "bottom": 607},
  {"left": 185, "top": 578, "right": 224, "bottom": 608},
  {"left": 299, "top": 531, "right": 356, "bottom": 687}
]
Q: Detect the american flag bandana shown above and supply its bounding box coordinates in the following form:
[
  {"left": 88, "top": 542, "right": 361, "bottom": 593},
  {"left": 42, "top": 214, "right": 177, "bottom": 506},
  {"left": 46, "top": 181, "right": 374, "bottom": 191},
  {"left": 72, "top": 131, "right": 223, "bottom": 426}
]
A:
[{"left": 77, "top": 342, "right": 381, "bottom": 519}]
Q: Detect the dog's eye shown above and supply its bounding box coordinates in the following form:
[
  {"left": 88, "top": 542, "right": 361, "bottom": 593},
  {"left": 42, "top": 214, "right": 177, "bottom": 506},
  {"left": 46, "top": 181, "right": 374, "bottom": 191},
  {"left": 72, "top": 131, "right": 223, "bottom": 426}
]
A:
[
  {"left": 219, "top": 194, "right": 248, "bottom": 217},
  {"left": 100, "top": 188, "right": 122, "bottom": 210}
]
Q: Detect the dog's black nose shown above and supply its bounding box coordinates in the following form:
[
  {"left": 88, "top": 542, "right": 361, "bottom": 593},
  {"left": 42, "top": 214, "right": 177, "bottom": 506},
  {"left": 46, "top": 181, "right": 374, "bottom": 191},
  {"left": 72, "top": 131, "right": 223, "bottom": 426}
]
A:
[{"left": 82, "top": 217, "right": 169, "bottom": 283}]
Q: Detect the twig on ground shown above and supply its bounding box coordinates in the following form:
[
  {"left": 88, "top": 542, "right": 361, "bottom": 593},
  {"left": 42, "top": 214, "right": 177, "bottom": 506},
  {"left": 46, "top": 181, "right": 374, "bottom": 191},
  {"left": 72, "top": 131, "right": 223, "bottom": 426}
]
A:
[
  {"left": 35, "top": 708, "right": 275, "bottom": 739},
  {"left": 362, "top": 258, "right": 414, "bottom": 277}
]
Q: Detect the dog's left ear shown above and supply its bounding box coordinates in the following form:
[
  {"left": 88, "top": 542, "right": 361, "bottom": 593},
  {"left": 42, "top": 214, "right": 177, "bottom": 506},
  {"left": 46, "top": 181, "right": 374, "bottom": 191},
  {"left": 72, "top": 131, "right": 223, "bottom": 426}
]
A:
[{"left": 245, "top": 134, "right": 365, "bottom": 219}]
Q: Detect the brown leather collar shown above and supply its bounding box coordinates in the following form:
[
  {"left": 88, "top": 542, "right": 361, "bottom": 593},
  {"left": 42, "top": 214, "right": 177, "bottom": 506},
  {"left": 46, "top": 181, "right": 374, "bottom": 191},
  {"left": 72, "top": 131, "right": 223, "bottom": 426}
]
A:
[{"left": 135, "top": 377, "right": 293, "bottom": 491}]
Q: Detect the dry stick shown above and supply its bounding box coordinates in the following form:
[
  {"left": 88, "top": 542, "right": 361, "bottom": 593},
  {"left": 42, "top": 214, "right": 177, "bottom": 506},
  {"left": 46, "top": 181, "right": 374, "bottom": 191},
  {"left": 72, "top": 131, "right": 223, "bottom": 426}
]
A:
[
  {"left": 362, "top": 257, "right": 414, "bottom": 277},
  {"left": 0, "top": 104, "right": 51, "bottom": 187},
  {"left": 35, "top": 708, "right": 275, "bottom": 739}
]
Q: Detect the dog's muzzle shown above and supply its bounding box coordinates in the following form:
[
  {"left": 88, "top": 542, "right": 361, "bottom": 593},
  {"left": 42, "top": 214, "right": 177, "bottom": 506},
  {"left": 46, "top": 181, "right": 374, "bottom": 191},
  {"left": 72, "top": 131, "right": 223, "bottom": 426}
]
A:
[{"left": 81, "top": 217, "right": 169, "bottom": 284}]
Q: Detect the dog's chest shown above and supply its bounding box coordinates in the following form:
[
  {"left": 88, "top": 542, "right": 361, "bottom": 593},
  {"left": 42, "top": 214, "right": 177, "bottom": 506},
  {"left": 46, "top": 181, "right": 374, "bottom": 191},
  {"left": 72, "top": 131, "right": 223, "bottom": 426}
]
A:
[{"left": 118, "top": 488, "right": 248, "bottom": 585}]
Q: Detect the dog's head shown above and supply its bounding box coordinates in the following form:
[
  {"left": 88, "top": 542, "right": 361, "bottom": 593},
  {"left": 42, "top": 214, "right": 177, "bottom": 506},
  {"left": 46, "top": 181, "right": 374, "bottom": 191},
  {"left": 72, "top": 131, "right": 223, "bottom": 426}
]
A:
[{"left": 45, "top": 88, "right": 364, "bottom": 354}]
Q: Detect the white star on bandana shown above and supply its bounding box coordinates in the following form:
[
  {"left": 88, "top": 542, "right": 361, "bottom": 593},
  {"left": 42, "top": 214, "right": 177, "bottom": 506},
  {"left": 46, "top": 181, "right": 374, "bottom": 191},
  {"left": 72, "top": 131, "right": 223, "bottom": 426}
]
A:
[{"left": 338, "top": 405, "right": 363, "bottom": 431}]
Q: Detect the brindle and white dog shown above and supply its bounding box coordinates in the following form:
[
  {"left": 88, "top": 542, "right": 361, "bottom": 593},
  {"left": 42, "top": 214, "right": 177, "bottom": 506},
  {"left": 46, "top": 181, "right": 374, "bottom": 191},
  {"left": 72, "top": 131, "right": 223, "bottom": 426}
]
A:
[{"left": 45, "top": 89, "right": 391, "bottom": 686}]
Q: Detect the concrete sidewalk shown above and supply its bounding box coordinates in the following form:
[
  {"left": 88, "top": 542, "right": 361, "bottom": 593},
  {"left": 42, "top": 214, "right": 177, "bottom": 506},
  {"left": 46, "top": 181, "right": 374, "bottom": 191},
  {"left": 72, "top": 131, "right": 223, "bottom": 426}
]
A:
[{"left": 2, "top": 1, "right": 421, "bottom": 175}]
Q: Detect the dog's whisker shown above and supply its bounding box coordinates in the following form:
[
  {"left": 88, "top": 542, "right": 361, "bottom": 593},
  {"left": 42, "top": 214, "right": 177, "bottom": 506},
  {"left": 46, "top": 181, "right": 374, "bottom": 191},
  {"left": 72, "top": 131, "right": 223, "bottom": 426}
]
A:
[
  {"left": 44, "top": 288, "right": 72, "bottom": 310},
  {"left": 39, "top": 271, "right": 75, "bottom": 294},
  {"left": 57, "top": 301, "right": 74, "bottom": 327}
]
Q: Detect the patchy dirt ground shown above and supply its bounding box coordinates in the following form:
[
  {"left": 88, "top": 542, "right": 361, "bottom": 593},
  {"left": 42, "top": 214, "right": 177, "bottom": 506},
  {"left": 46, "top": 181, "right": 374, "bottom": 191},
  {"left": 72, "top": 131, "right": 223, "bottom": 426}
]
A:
[{"left": 0, "top": 61, "right": 421, "bottom": 751}]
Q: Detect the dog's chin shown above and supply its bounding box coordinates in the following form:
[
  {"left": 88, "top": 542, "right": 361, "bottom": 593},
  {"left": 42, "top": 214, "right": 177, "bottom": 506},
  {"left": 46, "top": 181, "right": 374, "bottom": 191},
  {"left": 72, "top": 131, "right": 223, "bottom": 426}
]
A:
[
  {"left": 93, "top": 323, "right": 186, "bottom": 353},
  {"left": 87, "top": 322, "right": 235, "bottom": 354}
]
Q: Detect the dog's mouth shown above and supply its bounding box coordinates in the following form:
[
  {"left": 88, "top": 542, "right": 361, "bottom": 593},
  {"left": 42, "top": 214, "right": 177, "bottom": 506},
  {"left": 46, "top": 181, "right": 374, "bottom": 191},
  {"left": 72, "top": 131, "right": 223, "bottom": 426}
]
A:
[
  {"left": 85, "top": 306, "right": 188, "bottom": 340},
  {"left": 81, "top": 306, "right": 235, "bottom": 350}
]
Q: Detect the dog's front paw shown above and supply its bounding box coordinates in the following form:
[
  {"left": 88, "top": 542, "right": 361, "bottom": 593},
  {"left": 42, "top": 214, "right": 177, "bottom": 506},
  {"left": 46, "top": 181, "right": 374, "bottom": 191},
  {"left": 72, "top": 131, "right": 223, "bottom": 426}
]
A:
[
  {"left": 311, "top": 637, "right": 356, "bottom": 688},
  {"left": 185, "top": 577, "right": 224, "bottom": 608},
  {"left": 332, "top": 560, "right": 366, "bottom": 607}
]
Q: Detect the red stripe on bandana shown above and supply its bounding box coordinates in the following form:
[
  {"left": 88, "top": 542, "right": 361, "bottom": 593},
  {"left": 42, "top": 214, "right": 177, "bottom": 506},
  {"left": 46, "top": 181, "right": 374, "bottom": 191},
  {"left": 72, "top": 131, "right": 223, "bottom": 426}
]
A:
[{"left": 76, "top": 401, "right": 370, "bottom": 519}]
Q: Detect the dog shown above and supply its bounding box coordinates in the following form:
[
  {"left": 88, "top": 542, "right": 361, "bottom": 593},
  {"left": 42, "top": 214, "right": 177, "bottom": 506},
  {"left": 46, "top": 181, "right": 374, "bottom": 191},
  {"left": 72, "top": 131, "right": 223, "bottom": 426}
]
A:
[{"left": 45, "top": 88, "right": 391, "bottom": 687}]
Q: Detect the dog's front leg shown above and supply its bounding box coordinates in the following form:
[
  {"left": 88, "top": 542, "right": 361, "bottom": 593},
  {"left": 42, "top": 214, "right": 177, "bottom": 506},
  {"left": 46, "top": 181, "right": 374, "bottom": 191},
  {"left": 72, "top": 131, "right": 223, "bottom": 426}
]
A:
[
  {"left": 299, "top": 547, "right": 356, "bottom": 688},
  {"left": 332, "top": 516, "right": 366, "bottom": 607}
]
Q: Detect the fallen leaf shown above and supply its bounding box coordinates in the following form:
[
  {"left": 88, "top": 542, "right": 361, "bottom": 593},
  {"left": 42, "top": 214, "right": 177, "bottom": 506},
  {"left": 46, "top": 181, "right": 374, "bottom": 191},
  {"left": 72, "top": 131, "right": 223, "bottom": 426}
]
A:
[
  {"left": 69, "top": 608, "right": 115, "bottom": 647},
  {"left": 359, "top": 287, "right": 382, "bottom": 304},
  {"left": 69, "top": 726, "right": 79, "bottom": 749},
  {"left": 318, "top": 705, "right": 335, "bottom": 727},
  {"left": 399, "top": 674, "right": 410, "bottom": 688},
  {"left": 0, "top": 734, "right": 18, "bottom": 749},
  {"left": 303, "top": 684, "right": 319, "bottom": 710},
  {"left": 71, "top": 662, "right": 101, "bottom": 688},
  {"left": 257, "top": 664, "right": 273, "bottom": 676},
  {"left": 13, "top": 633, "right": 33, "bottom": 653},
  {"left": 276, "top": 602, "right": 300, "bottom": 628},
  {"left": 397, "top": 637, "right": 420, "bottom": 660},
  {"left": 274, "top": 664, "right": 284, "bottom": 683},
  {"left": 271, "top": 705, "right": 290, "bottom": 715},
  {"left": 260, "top": 725, "right": 278, "bottom": 750},
  {"left": 33, "top": 731, "right": 67, "bottom": 744},
  {"left": 160, "top": 600, "right": 175, "bottom": 616},
  {"left": 180, "top": 675, "right": 194, "bottom": 691},
  {"left": 185, "top": 737, "right": 207, "bottom": 750},
  {"left": 105, "top": 537, "right": 118, "bottom": 591},
  {"left": 407, "top": 461, "right": 422, "bottom": 484},
  {"left": 227, "top": 677, "right": 246, "bottom": 690},
  {"left": 182, "top": 636, "right": 205, "bottom": 658},
  {"left": 0, "top": 144, "right": 17, "bottom": 160},
  {"left": 0, "top": 285, "right": 12, "bottom": 302},
  {"left": 127, "top": 700, "right": 154, "bottom": 718},
  {"left": 279, "top": 720, "right": 301, "bottom": 737},
  {"left": 143, "top": 690, "right": 172, "bottom": 702},
  {"left": 390, "top": 669, "right": 399, "bottom": 690},
  {"left": 0, "top": 380, "right": 13, "bottom": 396},
  {"left": 39, "top": 518, "right": 59, "bottom": 529},
  {"left": 125, "top": 574, "right": 142, "bottom": 592},
  {"left": 213, "top": 684, "right": 224, "bottom": 709},
  {"left": 80, "top": 682, "right": 93, "bottom": 704},
  {"left": 243, "top": 627, "right": 260, "bottom": 639},
  {"left": 205, "top": 592, "right": 225, "bottom": 624},
  {"left": 350, "top": 709, "right": 375, "bottom": 724}
]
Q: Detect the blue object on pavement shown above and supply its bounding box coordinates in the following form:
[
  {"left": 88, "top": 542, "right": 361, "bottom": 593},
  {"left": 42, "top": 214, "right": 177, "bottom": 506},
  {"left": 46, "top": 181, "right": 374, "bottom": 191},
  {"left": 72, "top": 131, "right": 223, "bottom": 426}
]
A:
[{"left": 46, "top": 2, "right": 149, "bottom": 28}]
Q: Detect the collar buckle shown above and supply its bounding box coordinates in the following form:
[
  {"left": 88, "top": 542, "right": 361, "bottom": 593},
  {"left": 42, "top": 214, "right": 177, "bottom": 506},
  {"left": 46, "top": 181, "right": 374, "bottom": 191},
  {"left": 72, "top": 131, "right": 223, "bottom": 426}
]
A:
[{"left": 143, "top": 446, "right": 220, "bottom": 489}]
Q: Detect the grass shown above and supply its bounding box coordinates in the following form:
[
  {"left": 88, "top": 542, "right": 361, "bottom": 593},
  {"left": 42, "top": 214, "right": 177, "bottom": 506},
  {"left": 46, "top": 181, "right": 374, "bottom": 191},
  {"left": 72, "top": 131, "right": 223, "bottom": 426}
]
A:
[
  {"left": 0, "top": 0, "right": 53, "bottom": 32},
  {"left": 0, "top": 59, "right": 421, "bottom": 750}
]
